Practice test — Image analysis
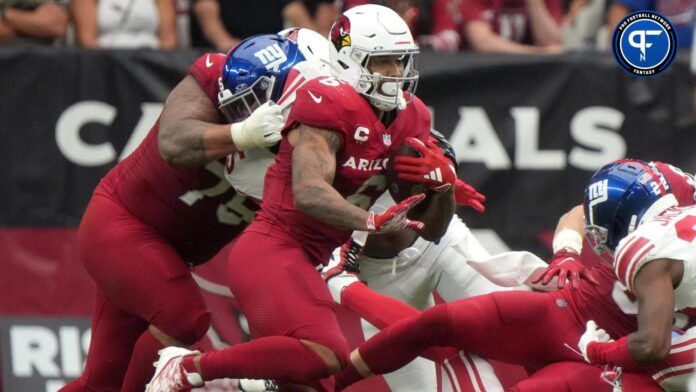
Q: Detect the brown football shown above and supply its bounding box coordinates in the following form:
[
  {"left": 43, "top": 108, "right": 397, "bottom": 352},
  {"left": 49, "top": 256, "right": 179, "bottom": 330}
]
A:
[{"left": 386, "top": 142, "right": 430, "bottom": 202}]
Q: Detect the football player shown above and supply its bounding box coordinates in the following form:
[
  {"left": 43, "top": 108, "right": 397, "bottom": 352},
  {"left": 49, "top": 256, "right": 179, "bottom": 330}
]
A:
[
  {"left": 328, "top": 160, "right": 696, "bottom": 391},
  {"left": 146, "top": 5, "right": 456, "bottom": 392},
  {"left": 578, "top": 160, "right": 696, "bottom": 391},
  {"left": 322, "top": 131, "right": 514, "bottom": 392},
  {"left": 61, "top": 29, "right": 330, "bottom": 392}
]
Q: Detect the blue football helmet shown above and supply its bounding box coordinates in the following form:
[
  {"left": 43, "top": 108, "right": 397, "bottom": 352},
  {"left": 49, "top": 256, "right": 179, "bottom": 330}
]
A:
[
  {"left": 583, "top": 159, "right": 674, "bottom": 263},
  {"left": 217, "top": 33, "right": 305, "bottom": 123}
]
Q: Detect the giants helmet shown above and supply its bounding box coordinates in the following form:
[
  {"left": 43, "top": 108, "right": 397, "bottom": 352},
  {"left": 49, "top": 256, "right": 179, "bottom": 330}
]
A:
[
  {"left": 583, "top": 159, "right": 677, "bottom": 263},
  {"left": 217, "top": 29, "right": 329, "bottom": 123},
  {"left": 329, "top": 4, "right": 419, "bottom": 112}
]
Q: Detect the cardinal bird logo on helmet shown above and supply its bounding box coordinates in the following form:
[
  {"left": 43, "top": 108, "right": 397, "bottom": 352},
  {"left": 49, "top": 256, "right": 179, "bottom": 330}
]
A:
[{"left": 331, "top": 15, "right": 351, "bottom": 52}]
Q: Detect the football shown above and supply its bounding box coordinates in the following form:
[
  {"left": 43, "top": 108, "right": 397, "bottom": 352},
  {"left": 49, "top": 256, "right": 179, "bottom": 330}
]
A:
[{"left": 386, "top": 141, "right": 430, "bottom": 202}]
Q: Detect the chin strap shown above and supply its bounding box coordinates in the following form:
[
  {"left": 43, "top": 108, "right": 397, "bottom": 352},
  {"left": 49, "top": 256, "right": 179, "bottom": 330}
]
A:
[{"left": 397, "top": 90, "right": 407, "bottom": 110}]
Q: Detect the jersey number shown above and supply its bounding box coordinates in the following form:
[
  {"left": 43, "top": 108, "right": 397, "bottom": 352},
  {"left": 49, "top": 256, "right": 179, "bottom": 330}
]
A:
[
  {"left": 346, "top": 175, "right": 387, "bottom": 210},
  {"left": 177, "top": 161, "right": 254, "bottom": 226},
  {"left": 675, "top": 215, "right": 696, "bottom": 243},
  {"left": 318, "top": 76, "right": 341, "bottom": 87}
]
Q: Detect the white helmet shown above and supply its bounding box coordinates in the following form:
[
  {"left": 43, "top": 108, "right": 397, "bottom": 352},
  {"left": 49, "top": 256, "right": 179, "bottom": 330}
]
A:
[
  {"left": 329, "top": 4, "right": 419, "bottom": 111},
  {"left": 279, "top": 27, "right": 332, "bottom": 67}
]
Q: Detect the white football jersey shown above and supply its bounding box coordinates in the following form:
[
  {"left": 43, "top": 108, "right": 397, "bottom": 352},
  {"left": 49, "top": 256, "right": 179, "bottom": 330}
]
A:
[
  {"left": 224, "top": 58, "right": 332, "bottom": 200},
  {"left": 614, "top": 205, "right": 696, "bottom": 310}
]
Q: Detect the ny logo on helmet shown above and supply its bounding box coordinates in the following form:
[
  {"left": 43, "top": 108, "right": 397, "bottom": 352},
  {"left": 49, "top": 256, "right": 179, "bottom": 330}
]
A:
[
  {"left": 254, "top": 44, "right": 288, "bottom": 72},
  {"left": 588, "top": 179, "right": 609, "bottom": 204}
]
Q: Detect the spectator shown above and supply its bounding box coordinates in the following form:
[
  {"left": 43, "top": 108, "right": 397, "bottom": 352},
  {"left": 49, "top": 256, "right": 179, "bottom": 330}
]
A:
[
  {"left": 409, "top": 0, "right": 464, "bottom": 51},
  {"left": 0, "top": 0, "right": 68, "bottom": 44},
  {"left": 607, "top": 0, "right": 694, "bottom": 49},
  {"left": 461, "top": 0, "right": 564, "bottom": 53},
  {"left": 342, "top": 0, "right": 463, "bottom": 51},
  {"left": 190, "top": 0, "right": 324, "bottom": 52},
  {"left": 284, "top": 0, "right": 337, "bottom": 37},
  {"left": 561, "top": 0, "right": 612, "bottom": 50},
  {"left": 70, "top": 0, "right": 177, "bottom": 49}
]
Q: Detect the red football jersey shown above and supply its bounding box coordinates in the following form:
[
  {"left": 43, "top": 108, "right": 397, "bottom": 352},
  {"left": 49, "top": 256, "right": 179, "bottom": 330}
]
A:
[
  {"left": 461, "top": 0, "right": 562, "bottom": 45},
  {"left": 98, "top": 53, "right": 258, "bottom": 265},
  {"left": 564, "top": 259, "right": 638, "bottom": 339},
  {"left": 250, "top": 76, "right": 431, "bottom": 264}
]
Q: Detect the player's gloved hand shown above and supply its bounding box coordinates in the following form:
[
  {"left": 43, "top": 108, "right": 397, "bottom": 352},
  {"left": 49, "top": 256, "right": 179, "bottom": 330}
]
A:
[
  {"left": 230, "top": 101, "right": 284, "bottom": 151},
  {"left": 394, "top": 137, "right": 456, "bottom": 193},
  {"left": 238, "top": 378, "right": 279, "bottom": 392},
  {"left": 578, "top": 320, "right": 613, "bottom": 363},
  {"left": 366, "top": 194, "right": 425, "bottom": 233},
  {"left": 455, "top": 178, "right": 486, "bottom": 212},
  {"left": 532, "top": 249, "right": 599, "bottom": 290},
  {"left": 322, "top": 234, "right": 365, "bottom": 303}
]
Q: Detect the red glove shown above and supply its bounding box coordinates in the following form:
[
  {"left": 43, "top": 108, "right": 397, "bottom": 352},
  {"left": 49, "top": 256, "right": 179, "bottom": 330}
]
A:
[
  {"left": 366, "top": 193, "right": 425, "bottom": 233},
  {"left": 532, "top": 249, "right": 599, "bottom": 289},
  {"left": 394, "top": 138, "right": 457, "bottom": 193},
  {"left": 455, "top": 178, "right": 486, "bottom": 212}
]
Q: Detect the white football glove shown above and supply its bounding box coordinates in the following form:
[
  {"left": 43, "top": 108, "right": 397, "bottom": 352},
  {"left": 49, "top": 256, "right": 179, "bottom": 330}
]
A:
[
  {"left": 230, "top": 101, "right": 284, "bottom": 151},
  {"left": 578, "top": 320, "right": 613, "bottom": 363}
]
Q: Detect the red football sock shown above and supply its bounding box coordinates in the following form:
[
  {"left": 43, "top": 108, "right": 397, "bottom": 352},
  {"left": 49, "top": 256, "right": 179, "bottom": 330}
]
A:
[
  {"left": 358, "top": 304, "right": 452, "bottom": 375},
  {"left": 342, "top": 283, "right": 459, "bottom": 363},
  {"left": 342, "top": 282, "right": 420, "bottom": 330},
  {"left": 198, "top": 336, "right": 332, "bottom": 382},
  {"left": 120, "top": 329, "right": 164, "bottom": 392}
]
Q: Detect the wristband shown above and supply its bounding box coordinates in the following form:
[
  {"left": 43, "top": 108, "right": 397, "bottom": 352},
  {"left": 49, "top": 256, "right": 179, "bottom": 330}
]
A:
[
  {"left": 230, "top": 121, "right": 251, "bottom": 151},
  {"left": 552, "top": 228, "right": 583, "bottom": 254}
]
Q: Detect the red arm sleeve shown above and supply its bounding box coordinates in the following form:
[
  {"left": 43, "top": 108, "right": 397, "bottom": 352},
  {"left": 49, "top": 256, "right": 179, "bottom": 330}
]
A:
[
  {"left": 187, "top": 53, "right": 226, "bottom": 103},
  {"left": 587, "top": 337, "right": 643, "bottom": 371}
]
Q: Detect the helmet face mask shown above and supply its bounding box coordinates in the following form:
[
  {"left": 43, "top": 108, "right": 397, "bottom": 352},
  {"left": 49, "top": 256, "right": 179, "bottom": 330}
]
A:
[
  {"left": 359, "top": 53, "right": 418, "bottom": 111},
  {"left": 330, "top": 5, "right": 420, "bottom": 111},
  {"left": 219, "top": 76, "right": 274, "bottom": 123},
  {"left": 585, "top": 224, "right": 613, "bottom": 264}
]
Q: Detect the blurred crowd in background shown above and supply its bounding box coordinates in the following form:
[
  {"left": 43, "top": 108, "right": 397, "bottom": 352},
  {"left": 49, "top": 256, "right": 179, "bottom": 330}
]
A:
[{"left": 0, "top": 0, "right": 692, "bottom": 54}]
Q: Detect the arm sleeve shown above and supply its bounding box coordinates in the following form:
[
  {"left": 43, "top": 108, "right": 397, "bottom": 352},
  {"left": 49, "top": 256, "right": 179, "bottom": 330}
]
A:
[
  {"left": 187, "top": 53, "right": 226, "bottom": 103},
  {"left": 587, "top": 337, "right": 643, "bottom": 371}
]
